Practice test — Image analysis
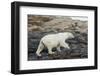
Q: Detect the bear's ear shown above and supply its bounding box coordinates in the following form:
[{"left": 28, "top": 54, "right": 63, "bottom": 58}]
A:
[
  {"left": 71, "top": 34, "right": 75, "bottom": 38},
  {"left": 68, "top": 33, "right": 74, "bottom": 39}
]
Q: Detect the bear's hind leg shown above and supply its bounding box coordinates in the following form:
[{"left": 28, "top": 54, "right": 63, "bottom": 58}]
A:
[
  {"left": 48, "top": 47, "right": 55, "bottom": 55},
  {"left": 57, "top": 46, "right": 61, "bottom": 52},
  {"left": 36, "top": 41, "right": 44, "bottom": 56}
]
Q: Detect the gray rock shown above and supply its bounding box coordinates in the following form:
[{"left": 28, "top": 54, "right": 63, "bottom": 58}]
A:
[{"left": 28, "top": 31, "right": 88, "bottom": 60}]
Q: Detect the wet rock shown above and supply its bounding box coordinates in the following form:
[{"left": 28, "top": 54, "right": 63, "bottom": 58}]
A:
[
  {"left": 70, "top": 53, "right": 81, "bottom": 58},
  {"left": 28, "top": 31, "right": 88, "bottom": 60}
]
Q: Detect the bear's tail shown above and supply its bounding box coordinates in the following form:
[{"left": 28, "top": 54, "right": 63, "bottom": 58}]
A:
[{"left": 36, "top": 40, "right": 44, "bottom": 56}]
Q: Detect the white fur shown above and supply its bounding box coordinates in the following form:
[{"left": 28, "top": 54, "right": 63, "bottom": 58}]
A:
[{"left": 36, "top": 32, "right": 74, "bottom": 56}]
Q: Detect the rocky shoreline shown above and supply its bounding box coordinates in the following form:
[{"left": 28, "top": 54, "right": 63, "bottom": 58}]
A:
[
  {"left": 28, "top": 31, "right": 88, "bottom": 60},
  {"left": 28, "top": 15, "right": 88, "bottom": 60}
]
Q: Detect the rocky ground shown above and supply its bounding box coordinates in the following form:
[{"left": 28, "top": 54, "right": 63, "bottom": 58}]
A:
[{"left": 28, "top": 15, "right": 88, "bottom": 60}]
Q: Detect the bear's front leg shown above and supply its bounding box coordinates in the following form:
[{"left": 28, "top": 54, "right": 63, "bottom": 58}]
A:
[{"left": 61, "top": 42, "right": 70, "bottom": 49}]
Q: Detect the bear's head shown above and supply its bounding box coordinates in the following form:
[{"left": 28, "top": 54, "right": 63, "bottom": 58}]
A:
[
  {"left": 68, "top": 32, "right": 74, "bottom": 39},
  {"left": 63, "top": 32, "right": 75, "bottom": 39}
]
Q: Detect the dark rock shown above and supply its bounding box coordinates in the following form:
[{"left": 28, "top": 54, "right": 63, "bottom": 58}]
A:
[
  {"left": 70, "top": 53, "right": 81, "bottom": 58},
  {"left": 28, "top": 31, "right": 88, "bottom": 60}
]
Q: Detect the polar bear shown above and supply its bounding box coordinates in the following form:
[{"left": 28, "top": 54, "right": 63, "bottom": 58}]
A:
[{"left": 36, "top": 32, "right": 74, "bottom": 56}]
